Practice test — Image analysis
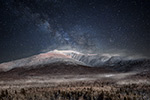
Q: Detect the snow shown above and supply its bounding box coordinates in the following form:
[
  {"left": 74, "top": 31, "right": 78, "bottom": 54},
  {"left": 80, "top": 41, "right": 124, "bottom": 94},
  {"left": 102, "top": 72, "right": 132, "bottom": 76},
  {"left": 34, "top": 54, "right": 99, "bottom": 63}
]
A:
[
  {"left": 51, "top": 49, "right": 83, "bottom": 55},
  {"left": 0, "top": 49, "right": 149, "bottom": 72}
]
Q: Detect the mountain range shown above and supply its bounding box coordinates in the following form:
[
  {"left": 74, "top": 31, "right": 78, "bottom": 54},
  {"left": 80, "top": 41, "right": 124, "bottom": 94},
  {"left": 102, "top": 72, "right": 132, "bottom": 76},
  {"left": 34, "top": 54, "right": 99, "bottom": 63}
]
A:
[{"left": 0, "top": 50, "right": 150, "bottom": 79}]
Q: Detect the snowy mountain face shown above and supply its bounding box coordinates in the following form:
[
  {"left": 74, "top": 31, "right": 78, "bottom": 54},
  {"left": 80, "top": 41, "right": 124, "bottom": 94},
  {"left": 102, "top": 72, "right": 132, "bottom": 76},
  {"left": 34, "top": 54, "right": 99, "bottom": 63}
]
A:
[
  {"left": 51, "top": 50, "right": 113, "bottom": 66},
  {"left": 53, "top": 50, "right": 125, "bottom": 67},
  {"left": 49, "top": 50, "right": 150, "bottom": 72},
  {"left": 0, "top": 50, "right": 86, "bottom": 71},
  {"left": 0, "top": 50, "right": 149, "bottom": 72}
]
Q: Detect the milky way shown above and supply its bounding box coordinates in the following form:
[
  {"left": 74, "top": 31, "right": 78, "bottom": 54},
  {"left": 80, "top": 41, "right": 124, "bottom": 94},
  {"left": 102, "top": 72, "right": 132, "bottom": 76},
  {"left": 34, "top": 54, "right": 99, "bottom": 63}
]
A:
[{"left": 0, "top": 0, "right": 150, "bottom": 63}]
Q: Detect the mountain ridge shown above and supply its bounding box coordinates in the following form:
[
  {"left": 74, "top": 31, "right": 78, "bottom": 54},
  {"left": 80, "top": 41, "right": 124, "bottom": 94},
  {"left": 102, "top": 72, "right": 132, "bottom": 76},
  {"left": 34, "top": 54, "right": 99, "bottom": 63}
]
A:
[{"left": 0, "top": 50, "right": 149, "bottom": 72}]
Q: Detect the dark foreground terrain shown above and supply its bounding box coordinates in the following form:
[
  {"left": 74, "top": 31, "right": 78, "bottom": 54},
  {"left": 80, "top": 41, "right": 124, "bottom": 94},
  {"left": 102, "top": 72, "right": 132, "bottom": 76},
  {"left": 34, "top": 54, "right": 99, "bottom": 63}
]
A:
[
  {"left": 0, "top": 80, "right": 150, "bottom": 100},
  {"left": 0, "top": 69, "right": 150, "bottom": 100}
]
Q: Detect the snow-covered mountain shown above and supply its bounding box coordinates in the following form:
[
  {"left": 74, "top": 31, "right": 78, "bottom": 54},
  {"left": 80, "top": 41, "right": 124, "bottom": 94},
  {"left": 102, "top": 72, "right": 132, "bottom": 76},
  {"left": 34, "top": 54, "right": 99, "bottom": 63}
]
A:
[
  {"left": 0, "top": 50, "right": 85, "bottom": 72},
  {"left": 51, "top": 50, "right": 123, "bottom": 66},
  {"left": 64, "top": 50, "right": 150, "bottom": 71},
  {"left": 0, "top": 49, "right": 149, "bottom": 72}
]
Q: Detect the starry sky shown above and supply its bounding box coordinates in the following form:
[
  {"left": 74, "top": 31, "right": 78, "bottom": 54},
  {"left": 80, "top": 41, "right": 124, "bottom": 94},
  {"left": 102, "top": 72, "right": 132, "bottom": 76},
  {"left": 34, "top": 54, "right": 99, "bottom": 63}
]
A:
[{"left": 0, "top": 0, "right": 150, "bottom": 63}]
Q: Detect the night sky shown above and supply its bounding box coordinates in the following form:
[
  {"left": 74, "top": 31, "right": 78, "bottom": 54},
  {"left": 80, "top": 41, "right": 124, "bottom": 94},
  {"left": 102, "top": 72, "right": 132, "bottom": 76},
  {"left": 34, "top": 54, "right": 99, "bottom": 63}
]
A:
[{"left": 0, "top": 0, "right": 150, "bottom": 63}]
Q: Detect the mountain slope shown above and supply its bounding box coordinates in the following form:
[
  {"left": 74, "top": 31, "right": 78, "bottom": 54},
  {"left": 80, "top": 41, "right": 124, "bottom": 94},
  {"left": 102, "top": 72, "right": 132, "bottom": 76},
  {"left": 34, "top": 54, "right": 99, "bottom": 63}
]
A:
[
  {"left": 0, "top": 62, "right": 114, "bottom": 80},
  {"left": 0, "top": 50, "right": 150, "bottom": 73},
  {"left": 0, "top": 51, "right": 85, "bottom": 72}
]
